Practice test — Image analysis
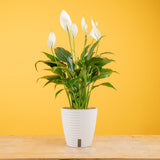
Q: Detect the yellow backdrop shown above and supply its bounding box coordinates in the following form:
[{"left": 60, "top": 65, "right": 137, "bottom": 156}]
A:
[{"left": 0, "top": 0, "right": 160, "bottom": 135}]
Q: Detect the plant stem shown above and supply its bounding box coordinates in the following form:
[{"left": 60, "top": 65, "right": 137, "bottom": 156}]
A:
[
  {"left": 95, "top": 43, "right": 99, "bottom": 56},
  {"left": 84, "top": 35, "right": 87, "bottom": 48},
  {"left": 51, "top": 49, "right": 58, "bottom": 64},
  {"left": 82, "top": 35, "right": 87, "bottom": 59},
  {"left": 78, "top": 80, "right": 81, "bottom": 109},
  {"left": 86, "top": 84, "right": 90, "bottom": 109},
  {"left": 73, "top": 38, "right": 77, "bottom": 62},
  {"left": 90, "top": 39, "right": 94, "bottom": 46},
  {"left": 88, "top": 81, "right": 95, "bottom": 99},
  {"left": 81, "top": 86, "right": 86, "bottom": 109},
  {"left": 67, "top": 27, "right": 72, "bottom": 55},
  {"left": 70, "top": 89, "right": 79, "bottom": 109},
  {"left": 64, "top": 87, "right": 72, "bottom": 108}
]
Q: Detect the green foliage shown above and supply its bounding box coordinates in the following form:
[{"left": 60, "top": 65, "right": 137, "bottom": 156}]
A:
[
  {"left": 35, "top": 38, "right": 117, "bottom": 109},
  {"left": 55, "top": 89, "right": 64, "bottom": 98},
  {"left": 54, "top": 47, "right": 75, "bottom": 71}
]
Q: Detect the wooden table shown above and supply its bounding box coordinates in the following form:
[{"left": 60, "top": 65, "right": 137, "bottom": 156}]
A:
[{"left": 0, "top": 135, "right": 160, "bottom": 160}]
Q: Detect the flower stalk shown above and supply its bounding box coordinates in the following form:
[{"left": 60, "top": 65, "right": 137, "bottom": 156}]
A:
[{"left": 67, "top": 27, "right": 73, "bottom": 55}]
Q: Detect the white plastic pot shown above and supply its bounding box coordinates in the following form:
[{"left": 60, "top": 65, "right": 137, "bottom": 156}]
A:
[{"left": 61, "top": 107, "right": 97, "bottom": 147}]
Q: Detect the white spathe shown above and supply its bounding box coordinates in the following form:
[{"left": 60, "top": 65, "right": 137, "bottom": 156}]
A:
[
  {"left": 90, "top": 27, "right": 101, "bottom": 41},
  {"left": 61, "top": 107, "right": 97, "bottom": 147},
  {"left": 47, "top": 32, "right": 56, "bottom": 49},
  {"left": 89, "top": 18, "right": 101, "bottom": 41},
  {"left": 71, "top": 22, "right": 78, "bottom": 39},
  {"left": 60, "top": 10, "right": 72, "bottom": 32},
  {"left": 91, "top": 18, "right": 98, "bottom": 27},
  {"left": 81, "top": 17, "right": 88, "bottom": 35}
]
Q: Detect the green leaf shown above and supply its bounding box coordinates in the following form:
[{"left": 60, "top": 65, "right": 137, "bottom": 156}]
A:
[
  {"left": 86, "top": 57, "right": 103, "bottom": 66},
  {"left": 50, "top": 66, "right": 74, "bottom": 78},
  {"left": 92, "top": 73, "right": 111, "bottom": 81},
  {"left": 90, "top": 68, "right": 118, "bottom": 82},
  {"left": 100, "top": 68, "right": 119, "bottom": 74},
  {"left": 43, "top": 80, "right": 53, "bottom": 87},
  {"left": 54, "top": 47, "right": 76, "bottom": 71},
  {"left": 79, "top": 67, "right": 87, "bottom": 82},
  {"left": 92, "top": 82, "right": 116, "bottom": 90},
  {"left": 54, "top": 68, "right": 66, "bottom": 78},
  {"left": 42, "top": 76, "right": 63, "bottom": 87},
  {"left": 86, "top": 57, "right": 114, "bottom": 68},
  {"left": 67, "top": 77, "right": 78, "bottom": 88},
  {"left": 86, "top": 36, "right": 104, "bottom": 60},
  {"left": 55, "top": 89, "right": 64, "bottom": 98},
  {"left": 99, "top": 52, "right": 114, "bottom": 56},
  {"left": 35, "top": 60, "right": 57, "bottom": 71},
  {"left": 96, "top": 58, "right": 115, "bottom": 67},
  {"left": 86, "top": 41, "right": 99, "bottom": 60},
  {"left": 91, "top": 69, "right": 112, "bottom": 81},
  {"left": 54, "top": 47, "right": 71, "bottom": 62},
  {"left": 103, "top": 82, "right": 116, "bottom": 90},
  {"left": 42, "top": 52, "right": 60, "bottom": 62},
  {"left": 53, "top": 80, "right": 65, "bottom": 84},
  {"left": 81, "top": 44, "right": 90, "bottom": 59},
  {"left": 75, "top": 68, "right": 81, "bottom": 76},
  {"left": 37, "top": 75, "right": 61, "bottom": 83}
]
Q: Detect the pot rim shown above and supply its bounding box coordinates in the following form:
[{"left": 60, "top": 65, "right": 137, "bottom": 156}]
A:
[{"left": 61, "top": 107, "right": 97, "bottom": 110}]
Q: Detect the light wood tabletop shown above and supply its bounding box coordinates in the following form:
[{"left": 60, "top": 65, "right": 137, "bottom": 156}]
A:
[{"left": 0, "top": 135, "right": 160, "bottom": 160}]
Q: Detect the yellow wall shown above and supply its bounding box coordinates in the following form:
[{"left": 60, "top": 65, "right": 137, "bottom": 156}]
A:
[{"left": 0, "top": 0, "right": 160, "bottom": 135}]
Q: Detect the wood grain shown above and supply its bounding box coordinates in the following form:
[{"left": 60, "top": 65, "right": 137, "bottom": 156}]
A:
[{"left": 0, "top": 135, "right": 160, "bottom": 159}]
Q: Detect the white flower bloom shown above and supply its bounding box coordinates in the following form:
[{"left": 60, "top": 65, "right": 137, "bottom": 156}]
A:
[
  {"left": 91, "top": 18, "right": 98, "bottom": 27},
  {"left": 91, "top": 27, "right": 101, "bottom": 40},
  {"left": 47, "top": 32, "right": 56, "bottom": 49},
  {"left": 81, "top": 16, "right": 88, "bottom": 35},
  {"left": 71, "top": 22, "right": 78, "bottom": 39},
  {"left": 60, "top": 10, "right": 72, "bottom": 32},
  {"left": 88, "top": 18, "right": 101, "bottom": 41}
]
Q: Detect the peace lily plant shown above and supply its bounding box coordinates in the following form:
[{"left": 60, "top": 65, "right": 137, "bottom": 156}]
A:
[{"left": 35, "top": 10, "right": 117, "bottom": 110}]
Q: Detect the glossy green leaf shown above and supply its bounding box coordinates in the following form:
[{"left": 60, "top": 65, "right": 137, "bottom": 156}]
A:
[
  {"left": 55, "top": 89, "right": 64, "bottom": 98},
  {"left": 81, "top": 44, "right": 90, "bottom": 59},
  {"left": 86, "top": 57, "right": 114, "bottom": 68},
  {"left": 56, "top": 66, "right": 74, "bottom": 77},
  {"left": 37, "top": 75, "right": 61, "bottom": 82},
  {"left": 67, "top": 78, "right": 78, "bottom": 88},
  {"left": 86, "top": 36, "right": 104, "bottom": 60},
  {"left": 91, "top": 68, "right": 117, "bottom": 82},
  {"left": 99, "top": 52, "right": 114, "bottom": 56},
  {"left": 54, "top": 47, "right": 75, "bottom": 71},
  {"left": 86, "top": 41, "right": 99, "bottom": 60},
  {"left": 91, "top": 73, "right": 110, "bottom": 82},
  {"left": 42, "top": 52, "right": 60, "bottom": 62},
  {"left": 100, "top": 68, "right": 119, "bottom": 74},
  {"left": 54, "top": 47, "right": 71, "bottom": 62},
  {"left": 92, "top": 82, "right": 116, "bottom": 90},
  {"left": 43, "top": 80, "right": 53, "bottom": 87},
  {"left": 35, "top": 60, "right": 57, "bottom": 71}
]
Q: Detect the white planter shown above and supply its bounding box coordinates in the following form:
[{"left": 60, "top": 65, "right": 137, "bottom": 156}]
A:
[{"left": 61, "top": 107, "right": 97, "bottom": 147}]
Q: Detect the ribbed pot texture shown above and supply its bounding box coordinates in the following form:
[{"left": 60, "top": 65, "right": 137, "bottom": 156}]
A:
[{"left": 61, "top": 107, "right": 97, "bottom": 147}]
